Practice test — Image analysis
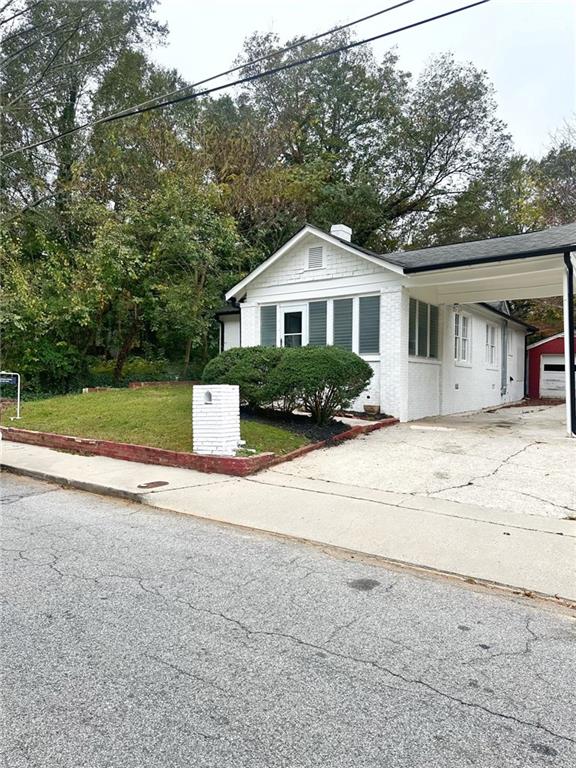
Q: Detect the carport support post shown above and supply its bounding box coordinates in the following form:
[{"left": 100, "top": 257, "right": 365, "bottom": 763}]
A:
[{"left": 563, "top": 252, "right": 576, "bottom": 437}]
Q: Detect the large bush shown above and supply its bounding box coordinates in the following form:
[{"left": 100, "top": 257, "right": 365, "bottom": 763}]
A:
[
  {"left": 87, "top": 357, "right": 172, "bottom": 387},
  {"left": 267, "top": 346, "right": 373, "bottom": 424},
  {"left": 201, "top": 346, "right": 284, "bottom": 409},
  {"left": 9, "top": 340, "right": 88, "bottom": 395}
]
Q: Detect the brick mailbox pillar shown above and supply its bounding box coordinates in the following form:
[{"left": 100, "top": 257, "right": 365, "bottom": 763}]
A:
[{"left": 192, "top": 384, "right": 243, "bottom": 456}]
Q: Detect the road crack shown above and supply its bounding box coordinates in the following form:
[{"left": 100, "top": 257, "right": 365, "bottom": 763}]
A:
[{"left": 173, "top": 598, "right": 574, "bottom": 745}]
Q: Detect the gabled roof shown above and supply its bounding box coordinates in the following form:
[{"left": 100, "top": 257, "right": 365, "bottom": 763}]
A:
[
  {"left": 225, "top": 223, "right": 404, "bottom": 300},
  {"left": 527, "top": 332, "right": 573, "bottom": 350},
  {"left": 225, "top": 221, "right": 576, "bottom": 301},
  {"left": 391, "top": 222, "right": 576, "bottom": 272}
]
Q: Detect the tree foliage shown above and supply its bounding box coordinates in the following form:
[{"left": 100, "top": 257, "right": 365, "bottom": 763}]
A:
[{"left": 1, "top": 4, "right": 573, "bottom": 390}]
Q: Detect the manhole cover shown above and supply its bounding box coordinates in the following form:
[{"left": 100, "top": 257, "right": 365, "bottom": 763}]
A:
[{"left": 137, "top": 481, "right": 169, "bottom": 489}]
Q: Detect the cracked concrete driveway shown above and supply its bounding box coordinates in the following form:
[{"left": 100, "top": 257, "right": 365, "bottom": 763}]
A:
[
  {"left": 1, "top": 474, "right": 575, "bottom": 767},
  {"left": 265, "top": 404, "right": 576, "bottom": 520}
]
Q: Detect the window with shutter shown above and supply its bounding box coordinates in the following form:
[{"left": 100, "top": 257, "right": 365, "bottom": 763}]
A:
[
  {"left": 308, "top": 301, "right": 327, "bottom": 346},
  {"left": 429, "top": 305, "right": 439, "bottom": 358},
  {"left": 260, "top": 305, "right": 277, "bottom": 347},
  {"left": 409, "top": 299, "right": 439, "bottom": 359},
  {"left": 307, "top": 246, "right": 323, "bottom": 270},
  {"left": 409, "top": 298, "right": 417, "bottom": 356},
  {"left": 333, "top": 298, "right": 353, "bottom": 350},
  {"left": 417, "top": 301, "right": 428, "bottom": 357},
  {"left": 359, "top": 296, "right": 380, "bottom": 354}
]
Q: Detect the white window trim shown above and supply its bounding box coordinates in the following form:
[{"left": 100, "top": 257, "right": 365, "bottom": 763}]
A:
[
  {"left": 276, "top": 303, "right": 309, "bottom": 348},
  {"left": 261, "top": 293, "right": 381, "bottom": 356},
  {"left": 454, "top": 310, "right": 472, "bottom": 367},
  {"left": 485, "top": 322, "right": 498, "bottom": 370},
  {"left": 409, "top": 299, "right": 440, "bottom": 361}
]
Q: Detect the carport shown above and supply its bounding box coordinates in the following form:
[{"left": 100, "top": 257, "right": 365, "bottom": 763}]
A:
[{"left": 398, "top": 223, "right": 576, "bottom": 436}]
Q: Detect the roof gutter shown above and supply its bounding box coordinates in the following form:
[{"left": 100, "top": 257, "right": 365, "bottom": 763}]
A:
[{"left": 403, "top": 245, "right": 574, "bottom": 274}]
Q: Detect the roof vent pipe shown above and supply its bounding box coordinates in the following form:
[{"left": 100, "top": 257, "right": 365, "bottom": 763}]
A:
[{"left": 330, "top": 224, "right": 352, "bottom": 242}]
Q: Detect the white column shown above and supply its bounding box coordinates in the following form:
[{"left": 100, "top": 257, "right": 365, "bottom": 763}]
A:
[{"left": 562, "top": 253, "right": 575, "bottom": 437}]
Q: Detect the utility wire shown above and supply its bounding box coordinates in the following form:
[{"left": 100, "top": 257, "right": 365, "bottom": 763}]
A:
[
  {"left": 83, "top": 0, "right": 418, "bottom": 124},
  {"left": 1, "top": 0, "right": 416, "bottom": 152},
  {"left": 2, "top": 0, "right": 490, "bottom": 159}
]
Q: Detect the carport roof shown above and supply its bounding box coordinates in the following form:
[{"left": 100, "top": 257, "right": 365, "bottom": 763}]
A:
[{"left": 389, "top": 222, "right": 576, "bottom": 273}]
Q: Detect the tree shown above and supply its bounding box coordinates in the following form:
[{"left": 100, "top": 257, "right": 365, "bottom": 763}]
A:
[
  {"left": 91, "top": 171, "right": 251, "bottom": 380},
  {"left": 530, "top": 121, "right": 576, "bottom": 227},
  {"left": 1, "top": 0, "right": 165, "bottom": 224},
  {"left": 413, "top": 155, "right": 539, "bottom": 246},
  {"left": 230, "top": 35, "right": 514, "bottom": 251}
]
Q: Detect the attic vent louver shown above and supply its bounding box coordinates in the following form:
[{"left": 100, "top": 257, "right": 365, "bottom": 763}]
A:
[{"left": 308, "top": 245, "right": 323, "bottom": 269}]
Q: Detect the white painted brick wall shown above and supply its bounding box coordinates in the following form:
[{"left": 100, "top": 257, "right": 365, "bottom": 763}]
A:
[
  {"left": 350, "top": 361, "right": 380, "bottom": 412},
  {"left": 407, "top": 360, "right": 441, "bottom": 420},
  {"left": 379, "top": 288, "right": 405, "bottom": 419},
  {"left": 193, "top": 385, "right": 242, "bottom": 456},
  {"left": 405, "top": 304, "right": 527, "bottom": 421}
]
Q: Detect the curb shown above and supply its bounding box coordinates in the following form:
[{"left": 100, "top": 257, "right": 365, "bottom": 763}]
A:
[
  {"left": 3, "top": 461, "right": 574, "bottom": 611},
  {"left": 1, "top": 463, "right": 144, "bottom": 503}
]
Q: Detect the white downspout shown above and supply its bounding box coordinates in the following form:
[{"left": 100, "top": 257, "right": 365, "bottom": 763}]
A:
[{"left": 562, "top": 252, "right": 575, "bottom": 437}]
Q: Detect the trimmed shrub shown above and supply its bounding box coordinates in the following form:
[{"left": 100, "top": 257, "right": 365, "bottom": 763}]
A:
[
  {"left": 201, "top": 346, "right": 284, "bottom": 409},
  {"left": 267, "top": 346, "right": 373, "bottom": 425}
]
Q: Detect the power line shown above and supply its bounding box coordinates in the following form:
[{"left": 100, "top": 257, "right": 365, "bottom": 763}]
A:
[
  {"left": 2, "top": 0, "right": 491, "bottom": 159},
  {"left": 86, "top": 0, "right": 418, "bottom": 124},
  {"left": 2, "top": 0, "right": 417, "bottom": 156}
]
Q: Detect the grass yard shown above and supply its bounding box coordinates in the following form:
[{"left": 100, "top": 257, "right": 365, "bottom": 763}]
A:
[{"left": 0, "top": 386, "right": 309, "bottom": 456}]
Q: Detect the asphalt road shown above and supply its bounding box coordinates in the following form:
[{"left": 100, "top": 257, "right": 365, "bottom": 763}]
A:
[{"left": 1, "top": 473, "right": 575, "bottom": 768}]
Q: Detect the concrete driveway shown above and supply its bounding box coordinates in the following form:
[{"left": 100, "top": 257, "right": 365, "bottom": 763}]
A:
[{"left": 263, "top": 404, "right": 576, "bottom": 520}]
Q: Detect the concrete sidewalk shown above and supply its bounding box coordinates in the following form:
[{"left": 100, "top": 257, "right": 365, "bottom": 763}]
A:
[{"left": 2, "top": 440, "right": 575, "bottom": 604}]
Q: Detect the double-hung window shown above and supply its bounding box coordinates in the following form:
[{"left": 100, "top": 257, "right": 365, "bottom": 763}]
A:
[
  {"left": 485, "top": 323, "right": 496, "bottom": 366},
  {"left": 454, "top": 312, "right": 470, "bottom": 363},
  {"left": 409, "top": 298, "right": 438, "bottom": 359}
]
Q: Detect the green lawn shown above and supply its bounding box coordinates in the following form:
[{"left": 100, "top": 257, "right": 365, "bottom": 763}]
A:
[{"left": 0, "top": 386, "right": 308, "bottom": 456}]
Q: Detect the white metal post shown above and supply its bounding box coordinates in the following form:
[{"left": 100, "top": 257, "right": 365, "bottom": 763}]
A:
[
  {"left": 15, "top": 373, "right": 21, "bottom": 419},
  {"left": 562, "top": 253, "right": 575, "bottom": 437}
]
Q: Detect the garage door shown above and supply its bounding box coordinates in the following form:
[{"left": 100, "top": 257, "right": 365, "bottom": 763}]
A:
[{"left": 540, "top": 355, "right": 575, "bottom": 398}]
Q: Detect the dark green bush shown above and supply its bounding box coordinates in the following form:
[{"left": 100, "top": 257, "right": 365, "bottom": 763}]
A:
[
  {"left": 86, "top": 357, "right": 173, "bottom": 387},
  {"left": 267, "top": 346, "right": 373, "bottom": 424},
  {"left": 201, "top": 346, "right": 284, "bottom": 409},
  {"left": 10, "top": 340, "right": 88, "bottom": 394}
]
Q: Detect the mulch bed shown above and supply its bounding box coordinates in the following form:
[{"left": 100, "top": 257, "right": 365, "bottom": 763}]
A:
[{"left": 240, "top": 407, "right": 349, "bottom": 443}]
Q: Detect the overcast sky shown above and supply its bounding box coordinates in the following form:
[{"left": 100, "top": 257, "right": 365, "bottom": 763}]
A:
[{"left": 151, "top": 0, "right": 575, "bottom": 158}]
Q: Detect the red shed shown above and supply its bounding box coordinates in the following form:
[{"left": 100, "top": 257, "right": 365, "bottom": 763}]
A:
[{"left": 527, "top": 333, "right": 576, "bottom": 399}]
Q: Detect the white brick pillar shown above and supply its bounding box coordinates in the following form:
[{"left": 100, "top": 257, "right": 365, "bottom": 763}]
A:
[
  {"left": 193, "top": 385, "right": 242, "bottom": 456},
  {"left": 379, "top": 288, "right": 409, "bottom": 420}
]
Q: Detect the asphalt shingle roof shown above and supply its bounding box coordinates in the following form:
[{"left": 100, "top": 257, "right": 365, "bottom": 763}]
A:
[{"left": 381, "top": 222, "right": 576, "bottom": 272}]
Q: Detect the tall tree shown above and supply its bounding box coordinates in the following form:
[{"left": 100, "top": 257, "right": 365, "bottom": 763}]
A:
[{"left": 1, "top": 0, "right": 165, "bottom": 225}]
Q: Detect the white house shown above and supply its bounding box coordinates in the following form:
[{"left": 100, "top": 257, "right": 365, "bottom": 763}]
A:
[{"left": 220, "top": 222, "right": 576, "bottom": 427}]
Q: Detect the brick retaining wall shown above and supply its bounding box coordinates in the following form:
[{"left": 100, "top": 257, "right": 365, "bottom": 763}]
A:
[{"left": 0, "top": 417, "right": 398, "bottom": 477}]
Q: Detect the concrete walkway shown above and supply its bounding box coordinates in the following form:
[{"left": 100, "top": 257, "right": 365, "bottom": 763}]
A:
[{"left": 3, "top": 439, "right": 575, "bottom": 604}]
